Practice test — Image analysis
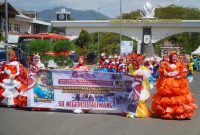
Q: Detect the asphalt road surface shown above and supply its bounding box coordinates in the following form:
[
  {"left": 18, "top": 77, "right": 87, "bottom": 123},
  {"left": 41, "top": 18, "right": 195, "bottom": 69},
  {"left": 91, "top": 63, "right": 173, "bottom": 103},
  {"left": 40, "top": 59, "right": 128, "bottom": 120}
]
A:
[{"left": 0, "top": 72, "right": 200, "bottom": 135}]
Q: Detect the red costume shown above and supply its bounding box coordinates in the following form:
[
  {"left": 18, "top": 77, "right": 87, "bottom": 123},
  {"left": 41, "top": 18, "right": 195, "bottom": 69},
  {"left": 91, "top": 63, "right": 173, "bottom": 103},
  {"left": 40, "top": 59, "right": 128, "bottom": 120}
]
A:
[
  {"left": 117, "top": 56, "right": 127, "bottom": 74},
  {"left": 98, "top": 52, "right": 109, "bottom": 72},
  {"left": 108, "top": 55, "right": 117, "bottom": 72},
  {"left": 73, "top": 56, "right": 89, "bottom": 71},
  {"left": 151, "top": 51, "right": 197, "bottom": 119},
  {"left": 0, "top": 50, "right": 28, "bottom": 106}
]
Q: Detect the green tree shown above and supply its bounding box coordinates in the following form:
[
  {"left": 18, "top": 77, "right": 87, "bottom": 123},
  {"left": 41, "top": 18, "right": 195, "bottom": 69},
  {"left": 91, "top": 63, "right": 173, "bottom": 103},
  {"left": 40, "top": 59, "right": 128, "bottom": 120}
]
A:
[
  {"left": 122, "top": 10, "right": 141, "bottom": 19},
  {"left": 53, "top": 40, "right": 74, "bottom": 52},
  {"left": 27, "top": 39, "right": 52, "bottom": 62},
  {"left": 27, "top": 39, "right": 52, "bottom": 55},
  {"left": 75, "top": 29, "right": 92, "bottom": 48},
  {"left": 155, "top": 5, "right": 200, "bottom": 20},
  {"left": 52, "top": 40, "right": 74, "bottom": 67}
]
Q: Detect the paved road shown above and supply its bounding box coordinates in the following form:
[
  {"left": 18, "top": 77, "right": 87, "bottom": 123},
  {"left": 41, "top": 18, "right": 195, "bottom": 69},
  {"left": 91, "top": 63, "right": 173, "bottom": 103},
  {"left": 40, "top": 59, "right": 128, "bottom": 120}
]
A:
[{"left": 0, "top": 72, "right": 200, "bottom": 135}]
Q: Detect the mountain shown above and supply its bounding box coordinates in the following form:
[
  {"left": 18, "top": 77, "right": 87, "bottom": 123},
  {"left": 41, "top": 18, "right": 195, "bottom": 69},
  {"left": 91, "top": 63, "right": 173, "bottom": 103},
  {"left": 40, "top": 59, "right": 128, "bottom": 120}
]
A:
[{"left": 37, "top": 7, "right": 110, "bottom": 22}]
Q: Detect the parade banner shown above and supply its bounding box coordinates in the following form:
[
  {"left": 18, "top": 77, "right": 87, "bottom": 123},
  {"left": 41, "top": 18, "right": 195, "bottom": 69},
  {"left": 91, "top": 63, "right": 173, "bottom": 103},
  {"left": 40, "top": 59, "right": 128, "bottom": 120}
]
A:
[{"left": 28, "top": 70, "right": 143, "bottom": 113}]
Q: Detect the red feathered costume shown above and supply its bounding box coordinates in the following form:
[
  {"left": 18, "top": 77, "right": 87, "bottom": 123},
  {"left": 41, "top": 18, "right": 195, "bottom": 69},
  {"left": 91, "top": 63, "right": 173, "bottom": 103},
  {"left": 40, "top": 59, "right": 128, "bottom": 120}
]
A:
[
  {"left": 151, "top": 51, "right": 197, "bottom": 119},
  {"left": 0, "top": 50, "right": 28, "bottom": 107}
]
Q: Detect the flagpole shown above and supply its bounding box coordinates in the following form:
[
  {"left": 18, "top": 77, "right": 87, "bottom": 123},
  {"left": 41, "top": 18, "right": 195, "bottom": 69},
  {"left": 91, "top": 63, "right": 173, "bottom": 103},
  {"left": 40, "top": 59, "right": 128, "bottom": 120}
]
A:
[{"left": 5, "top": 0, "right": 9, "bottom": 62}]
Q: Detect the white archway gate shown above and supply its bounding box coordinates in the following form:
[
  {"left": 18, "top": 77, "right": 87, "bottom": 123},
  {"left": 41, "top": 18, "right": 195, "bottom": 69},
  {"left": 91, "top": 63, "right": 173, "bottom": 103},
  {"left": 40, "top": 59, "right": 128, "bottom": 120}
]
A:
[{"left": 52, "top": 20, "right": 200, "bottom": 55}]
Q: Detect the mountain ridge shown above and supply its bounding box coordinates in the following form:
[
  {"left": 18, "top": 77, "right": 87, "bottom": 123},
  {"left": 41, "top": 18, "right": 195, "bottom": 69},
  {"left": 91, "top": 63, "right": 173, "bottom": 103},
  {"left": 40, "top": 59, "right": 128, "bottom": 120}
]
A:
[{"left": 37, "top": 7, "right": 111, "bottom": 22}]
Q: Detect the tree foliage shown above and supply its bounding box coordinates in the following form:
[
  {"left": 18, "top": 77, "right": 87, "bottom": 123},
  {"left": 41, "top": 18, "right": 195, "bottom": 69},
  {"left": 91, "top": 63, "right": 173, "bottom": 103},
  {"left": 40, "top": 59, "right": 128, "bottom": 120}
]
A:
[
  {"left": 155, "top": 5, "right": 200, "bottom": 20},
  {"left": 27, "top": 39, "right": 52, "bottom": 55},
  {"left": 74, "top": 31, "right": 136, "bottom": 62},
  {"left": 75, "top": 29, "right": 92, "bottom": 48},
  {"left": 53, "top": 40, "right": 74, "bottom": 52},
  {"left": 52, "top": 40, "right": 74, "bottom": 67}
]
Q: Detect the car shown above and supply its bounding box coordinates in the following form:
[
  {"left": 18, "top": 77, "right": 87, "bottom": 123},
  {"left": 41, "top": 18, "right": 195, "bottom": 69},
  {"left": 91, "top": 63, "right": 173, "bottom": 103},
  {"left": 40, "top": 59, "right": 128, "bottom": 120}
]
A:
[{"left": 0, "top": 48, "right": 6, "bottom": 62}]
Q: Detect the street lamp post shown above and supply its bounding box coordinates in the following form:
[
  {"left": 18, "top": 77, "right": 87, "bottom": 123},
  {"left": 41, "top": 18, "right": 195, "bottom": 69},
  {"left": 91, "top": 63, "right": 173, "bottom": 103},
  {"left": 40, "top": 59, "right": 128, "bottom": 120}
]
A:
[
  {"left": 97, "top": 7, "right": 100, "bottom": 59},
  {"left": 120, "top": 0, "right": 122, "bottom": 45},
  {"left": 97, "top": 5, "right": 109, "bottom": 58},
  {"left": 4, "top": 0, "right": 9, "bottom": 62},
  {"left": 119, "top": 0, "right": 122, "bottom": 52}
]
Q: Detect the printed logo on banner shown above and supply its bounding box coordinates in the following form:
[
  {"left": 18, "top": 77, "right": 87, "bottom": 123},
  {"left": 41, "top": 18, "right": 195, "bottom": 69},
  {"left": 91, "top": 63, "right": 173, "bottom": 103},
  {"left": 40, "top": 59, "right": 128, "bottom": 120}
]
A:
[{"left": 72, "top": 71, "right": 79, "bottom": 78}]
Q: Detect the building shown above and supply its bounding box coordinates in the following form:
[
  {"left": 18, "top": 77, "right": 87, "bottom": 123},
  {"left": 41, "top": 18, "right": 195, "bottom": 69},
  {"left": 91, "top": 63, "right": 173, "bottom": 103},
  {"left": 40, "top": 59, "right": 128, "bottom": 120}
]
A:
[{"left": 0, "top": 2, "right": 50, "bottom": 46}]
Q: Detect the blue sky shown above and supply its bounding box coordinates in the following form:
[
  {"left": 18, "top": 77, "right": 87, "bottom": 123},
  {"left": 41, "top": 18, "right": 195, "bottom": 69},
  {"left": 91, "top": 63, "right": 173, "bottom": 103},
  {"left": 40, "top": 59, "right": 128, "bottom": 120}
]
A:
[{"left": 2, "top": 0, "right": 200, "bottom": 17}]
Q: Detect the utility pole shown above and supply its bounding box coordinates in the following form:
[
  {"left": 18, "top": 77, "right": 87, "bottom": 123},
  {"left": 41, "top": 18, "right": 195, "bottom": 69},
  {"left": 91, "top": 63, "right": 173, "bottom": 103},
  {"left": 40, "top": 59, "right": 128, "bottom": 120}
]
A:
[
  {"left": 5, "top": 0, "right": 9, "bottom": 62},
  {"left": 120, "top": 0, "right": 122, "bottom": 54},
  {"left": 97, "top": 4, "right": 109, "bottom": 59},
  {"left": 97, "top": 7, "right": 100, "bottom": 59}
]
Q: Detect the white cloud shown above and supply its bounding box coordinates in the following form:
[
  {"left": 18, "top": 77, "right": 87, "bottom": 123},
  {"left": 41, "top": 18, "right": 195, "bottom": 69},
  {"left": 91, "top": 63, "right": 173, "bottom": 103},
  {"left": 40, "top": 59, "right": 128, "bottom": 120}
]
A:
[{"left": 2, "top": 0, "right": 200, "bottom": 17}]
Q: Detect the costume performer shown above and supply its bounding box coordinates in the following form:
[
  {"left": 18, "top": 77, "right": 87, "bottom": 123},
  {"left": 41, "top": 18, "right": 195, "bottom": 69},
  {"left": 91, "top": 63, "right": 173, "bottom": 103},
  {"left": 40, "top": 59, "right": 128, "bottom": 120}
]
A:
[
  {"left": 18, "top": 53, "right": 47, "bottom": 108},
  {"left": 151, "top": 51, "right": 197, "bottom": 119},
  {"left": 108, "top": 55, "right": 117, "bottom": 73},
  {"left": 188, "top": 58, "right": 194, "bottom": 75},
  {"left": 73, "top": 56, "right": 89, "bottom": 71},
  {"left": 144, "top": 57, "right": 154, "bottom": 89},
  {"left": 73, "top": 56, "right": 91, "bottom": 114},
  {"left": 127, "top": 60, "right": 152, "bottom": 118},
  {"left": 117, "top": 56, "right": 127, "bottom": 74},
  {"left": 153, "top": 58, "right": 160, "bottom": 79},
  {"left": 0, "top": 50, "right": 27, "bottom": 106},
  {"left": 98, "top": 52, "right": 109, "bottom": 72},
  {"left": 30, "top": 53, "right": 45, "bottom": 72}
]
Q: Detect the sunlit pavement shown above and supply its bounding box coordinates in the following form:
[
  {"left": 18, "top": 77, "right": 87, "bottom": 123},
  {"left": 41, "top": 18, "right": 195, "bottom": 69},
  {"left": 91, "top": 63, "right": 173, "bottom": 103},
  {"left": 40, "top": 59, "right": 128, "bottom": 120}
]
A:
[{"left": 0, "top": 72, "right": 200, "bottom": 135}]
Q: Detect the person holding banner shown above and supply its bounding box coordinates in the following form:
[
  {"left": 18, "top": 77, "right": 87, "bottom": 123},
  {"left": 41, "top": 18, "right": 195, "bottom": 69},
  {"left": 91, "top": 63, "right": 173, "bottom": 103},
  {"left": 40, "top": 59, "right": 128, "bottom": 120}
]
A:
[
  {"left": 73, "top": 56, "right": 89, "bottom": 71},
  {"left": 29, "top": 54, "right": 45, "bottom": 74},
  {"left": 152, "top": 51, "right": 197, "bottom": 119},
  {"left": 72, "top": 56, "right": 91, "bottom": 114},
  {"left": 127, "top": 60, "right": 152, "bottom": 118}
]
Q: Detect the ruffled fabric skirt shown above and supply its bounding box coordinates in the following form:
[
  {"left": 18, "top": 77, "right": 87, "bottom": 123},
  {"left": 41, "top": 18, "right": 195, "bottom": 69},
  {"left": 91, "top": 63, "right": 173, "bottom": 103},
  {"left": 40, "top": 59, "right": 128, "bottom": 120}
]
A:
[
  {"left": 151, "top": 77, "right": 197, "bottom": 119},
  {"left": 136, "top": 101, "right": 152, "bottom": 118}
]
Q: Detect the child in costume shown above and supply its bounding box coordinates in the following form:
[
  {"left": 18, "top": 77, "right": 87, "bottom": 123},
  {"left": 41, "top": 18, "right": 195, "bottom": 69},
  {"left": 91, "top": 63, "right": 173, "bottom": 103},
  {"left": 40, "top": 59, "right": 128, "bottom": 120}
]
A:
[
  {"left": 144, "top": 57, "right": 154, "bottom": 89},
  {"left": 98, "top": 52, "right": 109, "bottom": 72},
  {"left": 187, "top": 58, "right": 194, "bottom": 82},
  {"left": 151, "top": 51, "right": 197, "bottom": 119},
  {"left": 193, "top": 55, "right": 199, "bottom": 71},
  {"left": 108, "top": 55, "right": 117, "bottom": 73},
  {"left": 117, "top": 56, "right": 127, "bottom": 74},
  {"left": 127, "top": 60, "right": 152, "bottom": 118},
  {"left": 188, "top": 58, "right": 194, "bottom": 75},
  {"left": 153, "top": 58, "right": 160, "bottom": 79}
]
